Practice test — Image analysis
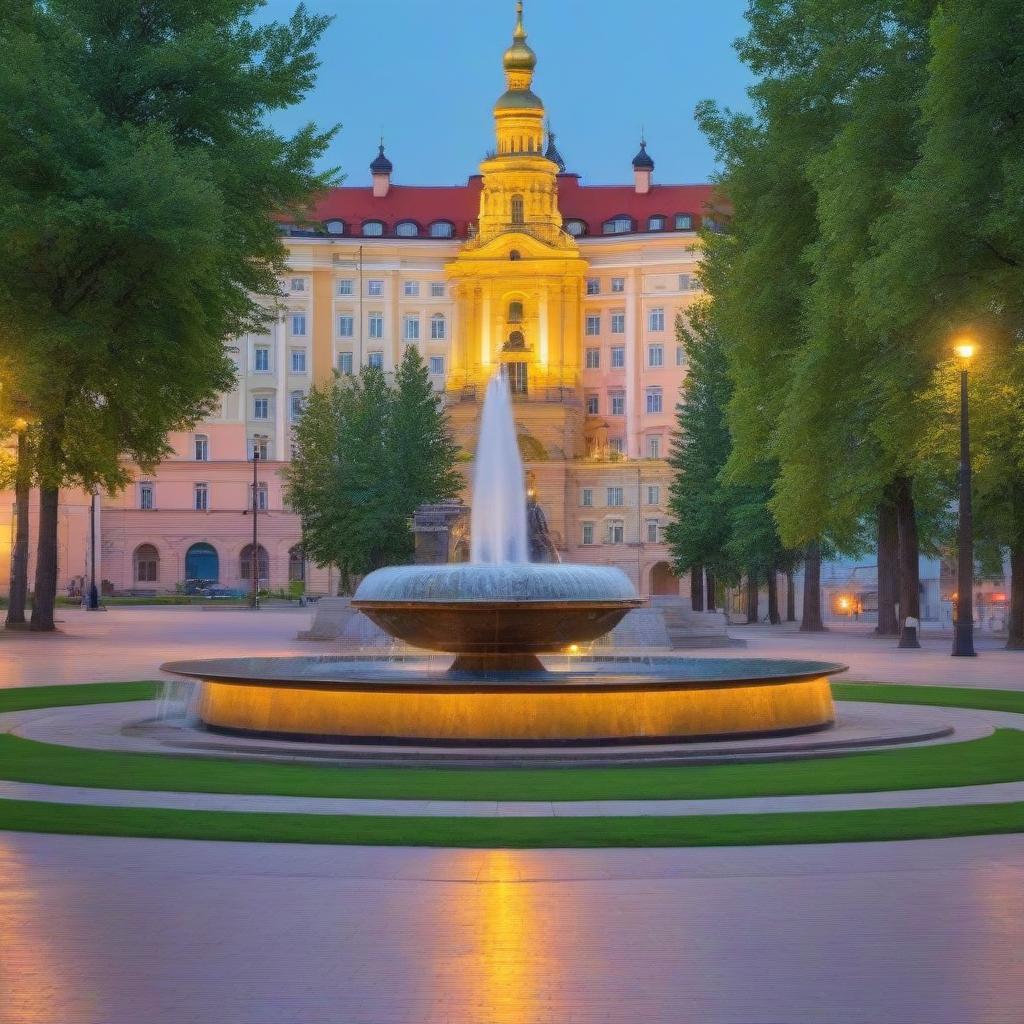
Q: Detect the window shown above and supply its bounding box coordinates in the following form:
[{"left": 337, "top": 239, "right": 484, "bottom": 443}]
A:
[
  {"left": 290, "top": 313, "right": 307, "bottom": 336},
  {"left": 430, "top": 314, "right": 447, "bottom": 340},
  {"left": 239, "top": 543, "right": 269, "bottom": 581},
  {"left": 610, "top": 392, "right": 625, "bottom": 416},
  {"left": 289, "top": 391, "right": 305, "bottom": 421},
  {"left": 647, "top": 435, "right": 662, "bottom": 458},
  {"left": 679, "top": 273, "right": 700, "bottom": 291},
  {"left": 607, "top": 519, "right": 625, "bottom": 543},
  {"left": 395, "top": 221, "right": 419, "bottom": 237},
  {"left": 585, "top": 314, "right": 601, "bottom": 336},
  {"left": 193, "top": 482, "right": 208, "bottom": 511},
  {"left": 648, "top": 307, "right": 665, "bottom": 332},
  {"left": 580, "top": 488, "right": 594, "bottom": 507},
  {"left": 253, "top": 397, "right": 270, "bottom": 419},
  {"left": 648, "top": 344, "right": 664, "bottom": 368},
  {"left": 430, "top": 282, "right": 445, "bottom": 298},
  {"left": 429, "top": 220, "right": 455, "bottom": 238},
  {"left": 368, "top": 312, "right": 383, "bottom": 338},
  {"left": 703, "top": 216, "right": 721, "bottom": 232},
  {"left": 509, "top": 249, "right": 521, "bottom": 261},
  {"left": 611, "top": 277, "right": 625, "bottom": 293},
  {"left": 581, "top": 522, "right": 595, "bottom": 545},
  {"left": 367, "top": 279, "right": 384, "bottom": 296},
  {"left": 252, "top": 482, "right": 269, "bottom": 511},
  {"left": 647, "top": 485, "right": 661, "bottom": 505},
  {"left": 288, "top": 545, "right": 306, "bottom": 582},
  {"left": 250, "top": 437, "right": 268, "bottom": 461},
  {"left": 610, "top": 312, "right": 625, "bottom": 335},
  {"left": 648, "top": 215, "right": 666, "bottom": 231},
  {"left": 675, "top": 213, "right": 693, "bottom": 230},
  {"left": 609, "top": 437, "right": 624, "bottom": 455},
  {"left": 194, "top": 434, "right": 209, "bottom": 461},
  {"left": 362, "top": 220, "right": 384, "bottom": 237},
  {"left": 564, "top": 219, "right": 586, "bottom": 237},
  {"left": 646, "top": 519, "right": 661, "bottom": 543},
  {"left": 607, "top": 486, "right": 624, "bottom": 507},
  {"left": 338, "top": 315, "right": 354, "bottom": 337},
  {"left": 603, "top": 216, "right": 632, "bottom": 235},
  {"left": 676, "top": 344, "right": 687, "bottom": 366},
  {"left": 290, "top": 277, "right": 305, "bottom": 292},
  {"left": 646, "top": 387, "right": 663, "bottom": 414},
  {"left": 505, "top": 361, "right": 528, "bottom": 395},
  {"left": 585, "top": 347, "right": 600, "bottom": 369},
  {"left": 368, "top": 351, "right": 384, "bottom": 369},
  {"left": 611, "top": 346, "right": 625, "bottom": 369},
  {"left": 134, "top": 544, "right": 159, "bottom": 583},
  {"left": 511, "top": 194, "right": 524, "bottom": 225},
  {"left": 403, "top": 280, "right": 420, "bottom": 297},
  {"left": 337, "top": 279, "right": 353, "bottom": 296},
  {"left": 586, "top": 394, "right": 599, "bottom": 415},
  {"left": 429, "top": 356, "right": 445, "bottom": 375},
  {"left": 337, "top": 351, "right": 353, "bottom": 374},
  {"left": 508, "top": 300, "right": 523, "bottom": 324},
  {"left": 325, "top": 219, "right": 345, "bottom": 236},
  {"left": 291, "top": 349, "right": 307, "bottom": 373},
  {"left": 403, "top": 316, "right": 420, "bottom": 342},
  {"left": 586, "top": 278, "right": 600, "bottom": 295},
  {"left": 139, "top": 482, "right": 154, "bottom": 510},
  {"left": 254, "top": 346, "right": 270, "bottom": 372}
]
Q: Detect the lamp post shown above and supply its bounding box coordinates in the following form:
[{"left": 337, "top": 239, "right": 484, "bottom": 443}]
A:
[
  {"left": 86, "top": 489, "right": 100, "bottom": 610},
  {"left": 952, "top": 339, "right": 976, "bottom": 657},
  {"left": 250, "top": 450, "right": 260, "bottom": 610}
]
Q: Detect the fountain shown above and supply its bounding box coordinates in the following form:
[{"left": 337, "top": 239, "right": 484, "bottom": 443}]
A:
[{"left": 164, "top": 373, "right": 844, "bottom": 749}]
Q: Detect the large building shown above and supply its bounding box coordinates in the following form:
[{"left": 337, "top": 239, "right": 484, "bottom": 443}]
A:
[{"left": 1, "top": 3, "right": 721, "bottom": 601}]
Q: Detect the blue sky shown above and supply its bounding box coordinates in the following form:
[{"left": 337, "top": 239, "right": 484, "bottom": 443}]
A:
[{"left": 257, "top": 0, "right": 754, "bottom": 188}]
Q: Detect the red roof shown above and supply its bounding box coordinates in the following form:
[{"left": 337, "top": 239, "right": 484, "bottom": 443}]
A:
[{"left": 289, "top": 177, "right": 723, "bottom": 240}]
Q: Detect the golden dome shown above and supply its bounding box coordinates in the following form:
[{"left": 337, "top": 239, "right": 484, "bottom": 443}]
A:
[
  {"left": 503, "top": 1, "right": 536, "bottom": 72},
  {"left": 494, "top": 87, "right": 543, "bottom": 112}
]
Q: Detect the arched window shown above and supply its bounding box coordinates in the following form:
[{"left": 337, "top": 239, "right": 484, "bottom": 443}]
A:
[
  {"left": 510, "top": 194, "right": 524, "bottom": 225},
  {"left": 184, "top": 542, "right": 219, "bottom": 583},
  {"left": 508, "top": 300, "right": 523, "bottom": 324},
  {"left": 648, "top": 214, "right": 666, "bottom": 231},
  {"left": 603, "top": 216, "right": 633, "bottom": 235},
  {"left": 239, "top": 543, "right": 269, "bottom": 582},
  {"left": 134, "top": 544, "right": 159, "bottom": 583},
  {"left": 324, "top": 219, "right": 345, "bottom": 235},
  {"left": 428, "top": 220, "right": 454, "bottom": 238},
  {"left": 564, "top": 219, "right": 587, "bottom": 237},
  {"left": 395, "top": 220, "right": 419, "bottom": 237},
  {"left": 288, "top": 545, "right": 305, "bottom": 582},
  {"left": 509, "top": 249, "right": 521, "bottom": 261},
  {"left": 362, "top": 220, "right": 384, "bottom": 237}
]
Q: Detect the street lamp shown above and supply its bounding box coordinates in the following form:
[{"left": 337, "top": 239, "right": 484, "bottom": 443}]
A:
[
  {"left": 952, "top": 337, "right": 976, "bottom": 657},
  {"left": 250, "top": 450, "right": 261, "bottom": 610}
]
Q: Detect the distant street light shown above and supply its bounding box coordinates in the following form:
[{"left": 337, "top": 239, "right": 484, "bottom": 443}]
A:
[
  {"left": 250, "top": 450, "right": 261, "bottom": 610},
  {"left": 952, "top": 337, "right": 976, "bottom": 657}
]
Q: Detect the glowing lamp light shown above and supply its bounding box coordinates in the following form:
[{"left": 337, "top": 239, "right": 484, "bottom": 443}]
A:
[
  {"left": 953, "top": 340, "right": 976, "bottom": 362},
  {"left": 837, "top": 597, "right": 851, "bottom": 612},
  {"left": 567, "top": 643, "right": 579, "bottom": 654}
]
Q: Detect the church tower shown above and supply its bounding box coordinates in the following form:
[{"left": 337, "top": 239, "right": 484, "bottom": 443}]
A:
[{"left": 446, "top": 1, "right": 589, "bottom": 459}]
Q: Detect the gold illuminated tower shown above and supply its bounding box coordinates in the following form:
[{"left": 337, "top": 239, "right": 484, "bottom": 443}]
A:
[{"left": 446, "top": 1, "right": 589, "bottom": 458}]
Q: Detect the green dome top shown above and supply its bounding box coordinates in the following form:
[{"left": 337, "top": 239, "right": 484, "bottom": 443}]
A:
[
  {"left": 494, "top": 87, "right": 544, "bottom": 112},
  {"left": 503, "top": 2, "right": 536, "bottom": 72}
]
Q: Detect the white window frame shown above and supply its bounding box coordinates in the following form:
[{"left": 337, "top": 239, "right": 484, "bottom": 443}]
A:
[
  {"left": 648, "top": 344, "right": 665, "bottom": 368},
  {"left": 646, "top": 519, "right": 660, "bottom": 543},
  {"left": 336, "top": 279, "right": 354, "bottom": 296},
  {"left": 338, "top": 314, "right": 354, "bottom": 338},
  {"left": 648, "top": 308, "right": 665, "bottom": 332},
  {"left": 139, "top": 482, "right": 154, "bottom": 510},
  {"left": 647, "top": 435, "right": 662, "bottom": 459},
  {"left": 610, "top": 393, "right": 625, "bottom": 417},
  {"left": 291, "top": 348, "right": 307, "bottom": 373},
  {"left": 611, "top": 345, "right": 625, "bottom": 367},
  {"left": 338, "top": 351, "right": 354, "bottom": 375},
  {"left": 290, "top": 277, "right": 305, "bottom": 292},
  {"left": 611, "top": 277, "right": 625, "bottom": 293},
  {"left": 430, "top": 314, "right": 447, "bottom": 340},
  {"left": 403, "top": 316, "right": 420, "bottom": 342},
  {"left": 585, "top": 347, "right": 600, "bottom": 369},
  {"left": 646, "top": 485, "right": 661, "bottom": 506},
  {"left": 607, "top": 519, "right": 625, "bottom": 543},
  {"left": 252, "top": 397, "right": 270, "bottom": 420},
  {"left": 607, "top": 486, "right": 624, "bottom": 507},
  {"left": 586, "top": 278, "right": 600, "bottom": 295},
  {"left": 194, "top": 434, "right": 209, "bottom": 461},
  {"left": 580, "top": 488, "right": 593, "bottom": 507},
  {"left": 430, "top": 282, "right": 445, "bottom": 298},
  {"left": 368, "top": 351, "right": 384, "bottom": 370},
  {"left": 403, "top": 281, "right": 420, "bottom": 297},
  {"left": 585, "top": 314, "right": 601, "bottom": 336},
  {"left": 290, "top": 313, "right": 307, "bottom": 337},
  {"left": 646, "top": 388, "right": 663, "bottom": 414},
  {"left": 289, "top": 391, "right": 305, "bottom": 422},
  {"left": 610, "top": 313, "right": 625, "bottom": 335},
  {"left": 429, "top": 356, "right": 445, "bottom": 375},
  {"left": 581, "top": 522, "right": 595, "bottom": 545},
  {"left": 193, "top": 482, "right": 208, "bottom": 512},
  {"left": 254, "top": 345, "right": 270, "bottom": 373},
  {"left": 367, "top": 279, "right": 384, "bottom": 296},
  {"left": 250, "top": 438, "right": 269, "bottom": 461},
  {"left": 368, "top": 312, "right": 384, "bottom": 339},
  {"left": 586, "top": 394, "right": 599, "bottom": 415}
]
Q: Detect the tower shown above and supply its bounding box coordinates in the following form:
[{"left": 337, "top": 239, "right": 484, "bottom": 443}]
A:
[{"left": 446, "top": 1, "right": 589, "bottom": 460}]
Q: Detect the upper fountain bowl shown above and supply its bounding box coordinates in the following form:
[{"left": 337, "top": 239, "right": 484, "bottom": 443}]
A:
[{"left": 352, "top": 563, "right": 643, "bottom": 671}]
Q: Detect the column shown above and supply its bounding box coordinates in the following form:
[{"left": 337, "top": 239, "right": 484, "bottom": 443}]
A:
[{"left": 625, "top": 268, "right": 641, "bottom": 458}]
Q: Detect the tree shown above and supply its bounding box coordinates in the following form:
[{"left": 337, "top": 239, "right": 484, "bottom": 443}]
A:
[{"left": 0, "top": 0, "right": 336, "bottom": 628}]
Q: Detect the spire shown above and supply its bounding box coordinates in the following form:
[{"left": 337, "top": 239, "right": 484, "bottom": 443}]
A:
[
  {"left": 544, "top": 129, "right": 565, "bottom": 172},
  {"left": 632, "top": 137, "right": 654, "bottom": 170},
  {"left": 502, "top": 0, "right": 537, "bottom": 75},
  {"left": 370, "top": 139, "right": 392, "bottom": 174}
]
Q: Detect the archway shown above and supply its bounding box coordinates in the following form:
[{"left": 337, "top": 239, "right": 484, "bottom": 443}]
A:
[
  {"left": 240, "top": 543, "right": 270, "bottom": 583},
  {"left": 184, "top": 542, "right": 218, "bottom": 583},
  {"left": 133, "top": 544, "right": 159, "bottom": 584},
  {"left": 650, "top": 561, "right": 679, "bottom": 596}
]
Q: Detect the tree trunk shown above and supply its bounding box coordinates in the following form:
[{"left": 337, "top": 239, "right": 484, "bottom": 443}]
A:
[
  {"left": 30, "top": 486, "right": 59, "bottom": 632},
  {"left": 767, "top": 567, "right": 781, "bottom": 625},
  {"left": 875, "top": 493, "right": 900, "bottom": 636},
  {"left": 785, "top": 568, "right": 796, "bottom": 622},
  {"left": 745, "top": 573, "right": 759, "bottom": 623},
  {"left": 1008, "top": 541, "right": 1024, "bottom": 650},
  {"left": 5, "top": 430, "right": 31, "bottom": 627},
  {"left": 705, "top": 571, "right": 717, "bottom": 612},
  {"left": 800, "top": 540, "right": 826, "bottom": 631},
  {"left": 690, "top": 565, "right": 704, "bottom": 611},
  {"left": 893, "top": 475, "right": 921, "bottom": 648}
]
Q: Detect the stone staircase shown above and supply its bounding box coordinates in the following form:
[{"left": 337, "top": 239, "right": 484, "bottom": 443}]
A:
[{"left": 654, "top": 598, "right": 746, "bottom": 650}]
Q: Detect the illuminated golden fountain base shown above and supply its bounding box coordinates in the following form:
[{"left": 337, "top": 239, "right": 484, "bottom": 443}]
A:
[{"left": 164, "top": 657, "right": 844, "bottom": 745}]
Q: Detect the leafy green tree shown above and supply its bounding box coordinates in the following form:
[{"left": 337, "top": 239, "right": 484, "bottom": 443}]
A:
[{"left": 0, "top": 0, "right": 336, "bottom": 628}]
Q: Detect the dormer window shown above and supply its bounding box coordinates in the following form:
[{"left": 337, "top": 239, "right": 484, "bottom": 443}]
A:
[
  {"left": 362, "top": 220, "right": 384, "bottom": 237},
  {"left": 429, "top": 220, "right": 455, "bottom": 238},
  {"left": 324, "top": 219, "right": 345, "bottom": 235},
  {"left": 674, "top": 213, "right": 693, "bottom": 230},
  {"left": 564, "top": 219, "right": 587, "bottom": 237},
  {"left": 648, "top": 215, "right": 666, "bottom": 231},
  {"left": 603, "top": 216, "right": 633, "bottom": 235},
  {"left": 395, "top": 220, "right": 419, "bottom": 237}
]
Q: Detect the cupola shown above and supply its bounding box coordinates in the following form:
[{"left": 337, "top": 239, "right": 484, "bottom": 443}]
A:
[
  {"left": 370, "top": 140, "right": 392, "bottom": 197},
  {"left": 544, "top": 130, "right": 566, "bottom": 172},
  {"left": 632, "top": 139, "right": 654, "bottom": 194}
]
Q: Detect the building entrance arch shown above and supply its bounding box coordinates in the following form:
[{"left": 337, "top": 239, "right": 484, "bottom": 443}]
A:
[
  {"left": 185, "top": 543, "right": 219, "bottom": 583},
  {"left": 650, "top": 561, "right": 680, "bottom": 596}
]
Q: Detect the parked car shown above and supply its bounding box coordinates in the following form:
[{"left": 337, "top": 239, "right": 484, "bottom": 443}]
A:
[{"left": 203, "top": 585, "right": 246, "bottom": 600}]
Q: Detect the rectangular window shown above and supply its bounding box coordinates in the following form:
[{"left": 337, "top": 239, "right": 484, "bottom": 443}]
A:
[
  {"left": 608, "top": 519, "right": 624, "bottom": 544},
  {"left": 291, "top": 349, "right": 307, "bottom": 373},
  {"left": 253, "top": 482, "right": 269, "bottom": 511},
  {"left": 646, "top": 484, "right": 660, "bottom": 505},
  {"left": 429, "top": 356, "right": 445, "bottom": 375},
  {"left": 368, "top": 351, "right": 384, "bottom": 369},
  {"left": 336, "top": 279, "right": 353, "bottom": 295},
  {"left": 676, "top": 344, "right": 687, "bottom": 366},
  {"left": 250, "top": 438, "right": 268, "bottom": 461},
  {"left": 337, "top": 351, "right": 353, "bottom": 374},
  {"left": 290, "top": 277, "right": 305, "bottom": 292},
  {"left": 609, "top": 437, "right": 624, "bottom": 455},
  {"left": 430, "top": 282, "right": 445, "bottom": 298},
  {"left": 430, "top": 315, "right": 447, "bottom": 340},
  {"left": 646, "top": 519, "right": 660, "bottom": 543},
  {"left": 607, "top": 486, "right": 624, "bottom": 507},
  {"left": 675, "top": 214, "right": 693, "bottom": 230},
  {"left": 505, "top": 361, "right": 528, "bottom": 395},
  {"left": 646, "top": 388, "right": 663, "bottom": 414},
  {"left": 139, "top": 482, "right": 154, "bottom": 510},
  {"left": 193, "top": 483, "right": 208, "bottom": 512},
  {"left": 610, "top": 393, "right": 625, "bottom": 416},
  {"left": 585, "top": 314, "right": 601, "bottom": 336},
  {"left": 254, "top": 346, "right": 270, "bottom": 372},
  {"left": 253, "top": 397, "right": 269, "bottom": 419},
  {"left": 368, "top": 312, "right": 383, "bottom": 338},
  {"left": 367, "top": 279, "right": 384, "bottom": 296},
  {"left": 586, "top": 394, "right": 599, "bottom": 415},
  {"left": 403, "top": 316, "right": 420, "bottom": 341},
  {"left": 679, "top": 273, "right": 701, "bottom": 291},
  {"left": 194, "top": 435, "right": 208, "bottom": 461},
  {"left": 585, "top": 347, "right": 600, "bottom": 369},
  {"left": 289, "top": 392, "right": 305, "bottom": 421},
  {"left": 611, "top": 345, "right": 625, "bottom": 367},
  {"left": 611, "top": 277, "right": 625, "bottom": 293},
  {"left": 403, "top": 281, "right": 420, "bottom": 297},
  {"left": 291, "top": 313, "right": 307, "bottom": 336},
  {"left": 586, "top": 278, "right": 600, "bottom": 295},
  {"left": 581, "top": 522, "right": 595, "bottom": 545},
  {"left": 648, "top": 344, "right": 664, "bottom": 368},
  {"left": 648, "top": 307, "right": 665, "bottom": 332},
  {"left": 610, "top": 312, "right": 625, "bottom": 335},
  {"left": 581, "top": 487, "right": 593, "bottom": 507},
  {"left": 338, "top": 315, "right": 354, "bottom": 337},
  {"left": 647, "top": 435, "right": 662, "bottom": 458}
]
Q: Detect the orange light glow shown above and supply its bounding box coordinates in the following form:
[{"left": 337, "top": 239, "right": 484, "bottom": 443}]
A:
[{"left": 953, "top": 339, "right": 976, "bottom": 361}]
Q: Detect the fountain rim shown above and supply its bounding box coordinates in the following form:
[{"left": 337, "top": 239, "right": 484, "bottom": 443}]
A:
[{"left": 350, "top": 597, "right": 647, "bottom": 610}]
